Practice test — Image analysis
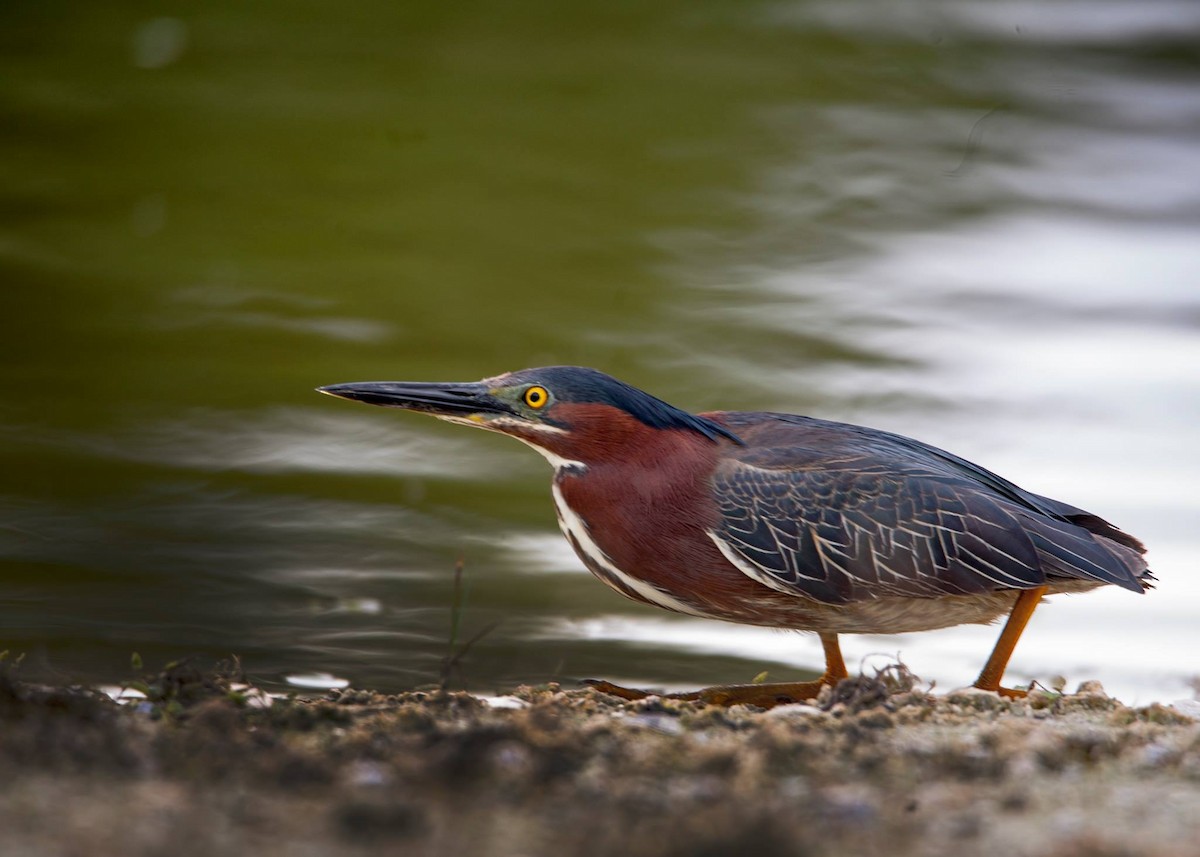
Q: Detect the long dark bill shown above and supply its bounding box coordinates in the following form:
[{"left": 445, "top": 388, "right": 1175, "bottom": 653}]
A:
[{"left": 316, "top": 381, "right": 516, "bottom": 417}]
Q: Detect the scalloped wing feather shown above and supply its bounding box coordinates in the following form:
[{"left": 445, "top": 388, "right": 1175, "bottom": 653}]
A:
[{"left": 710, "top": 449, "right": 1147, "bottom": 606}]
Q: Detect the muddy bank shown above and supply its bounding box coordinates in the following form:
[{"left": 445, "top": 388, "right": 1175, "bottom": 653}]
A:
[{"left": 2, "top": 665, "right": 1199, "bottom": 857}]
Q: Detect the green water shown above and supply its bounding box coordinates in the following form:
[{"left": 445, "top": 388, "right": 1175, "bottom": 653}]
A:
[{"left": 3, "top": 1, "right": 1198, "bottom": 698}]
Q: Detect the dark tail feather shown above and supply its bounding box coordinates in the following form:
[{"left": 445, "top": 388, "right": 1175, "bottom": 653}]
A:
[
  {"left": 1017, "top": 511, "right": 1149, "bottom": 594},
  {"left": 1056, "top": 509, "right": 1153, "bottom": 590},
  {"left": 1018, "top": 490, "right": 1147, "bottom": 554},
  {"left": 1062, "top": 513, "right": 1146, "bottom": 554}
]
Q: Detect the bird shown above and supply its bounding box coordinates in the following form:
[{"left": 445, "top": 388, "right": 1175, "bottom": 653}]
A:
[{"left": 317, "top": 366, "right": 1151, "bottom": 708}]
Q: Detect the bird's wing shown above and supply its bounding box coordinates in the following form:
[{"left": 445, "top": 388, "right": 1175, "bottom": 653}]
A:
[{"left": 708, "top": 449, "right": 1141, "bottom": 605}]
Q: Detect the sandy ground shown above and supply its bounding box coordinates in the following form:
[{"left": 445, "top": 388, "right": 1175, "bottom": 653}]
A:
[{"left": 3, "top": 663, "right": 1199, "bottom": 857}]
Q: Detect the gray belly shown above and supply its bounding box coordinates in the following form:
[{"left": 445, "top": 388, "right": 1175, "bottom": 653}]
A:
[{"left": 715, "top": 579, "right": 1102, "bottom": 635}]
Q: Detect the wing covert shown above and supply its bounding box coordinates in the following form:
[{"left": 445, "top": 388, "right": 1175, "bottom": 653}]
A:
[{"left": 709, "top": 454, "right": 1049, "bottom": 605}]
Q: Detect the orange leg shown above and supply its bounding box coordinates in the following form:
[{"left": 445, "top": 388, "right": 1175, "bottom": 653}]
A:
[
  {"left": 585, "top": 632, "right": 848, "bottom": 709},
  {"left": 973, "top": 585, "right": 1048, "bottom": 698}
]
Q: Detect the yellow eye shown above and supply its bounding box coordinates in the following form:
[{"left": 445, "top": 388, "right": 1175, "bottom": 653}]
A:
[{"left": 523, "top": 385, "right": 549, "bottom": 409}]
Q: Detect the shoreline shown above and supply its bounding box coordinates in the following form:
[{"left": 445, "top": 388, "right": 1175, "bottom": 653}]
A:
[{"left": 3, "top": 666, "right": 1200, "bottom": 857}]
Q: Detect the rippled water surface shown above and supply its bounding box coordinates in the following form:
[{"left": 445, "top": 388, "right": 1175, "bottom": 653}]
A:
[{"left": 3, "top": 0, "right": 1198, "bottom": 702}]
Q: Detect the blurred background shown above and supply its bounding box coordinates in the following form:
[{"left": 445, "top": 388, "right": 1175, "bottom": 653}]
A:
[{"left": 2, "top": 0, "right": 1197, "bottom": 702}]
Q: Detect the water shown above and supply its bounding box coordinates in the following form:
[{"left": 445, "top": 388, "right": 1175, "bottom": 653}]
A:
[{"left": 2, "top": 0, "right": 1198, "bottom": 703}]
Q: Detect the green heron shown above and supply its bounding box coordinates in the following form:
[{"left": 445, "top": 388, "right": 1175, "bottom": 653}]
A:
[{"left": 318, "top": 366, "right": 1151, "bottom": 707}]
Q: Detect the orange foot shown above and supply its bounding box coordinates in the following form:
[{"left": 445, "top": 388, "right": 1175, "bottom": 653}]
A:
[
  {"left": 972, "top": 680, "right": 1030, "bottom": 700},
  {"left": 583, "top": 678, "right": 831, "bottom": 709}
]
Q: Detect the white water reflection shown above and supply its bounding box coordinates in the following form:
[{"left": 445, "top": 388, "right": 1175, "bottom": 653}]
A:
[
  {"left": 782, "top": 0, "right": 1200, "bottom": 43},
  {"left": 73, "top": 409, "right": 513, "bottom": 480},
  {"left": 285, "top": 672, "right": 350, "bottom": 690},
  {"left": 492, "top": 532, "right": 586, "bottom": 576},
  {"left": 552, "top": 599, "right": 1200, "bottom": 706},
  {"left": 161, "top": 286, "right": 394, "bottom": 343}
]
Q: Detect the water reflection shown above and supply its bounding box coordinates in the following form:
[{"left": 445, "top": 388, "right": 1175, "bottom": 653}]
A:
[
  {"left": 285, "top": 672, "right": 350, "bottom": 690},
  {"left": 1, "top": 0, "right": 1197, "bottom": 701},
  {"left": 493, "top": 533, "right": 590, "bottom": 577},
  {"left": 163, "top": 285, "right": 394, "bottom": 342},
  {"left": 26, "top": 409, "right": 509, "bottom": 480}
]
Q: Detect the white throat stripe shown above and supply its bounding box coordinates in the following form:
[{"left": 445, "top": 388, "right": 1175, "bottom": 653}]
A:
[{"left": 552, "top": 483, "right": 713, "bottom": 619}]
